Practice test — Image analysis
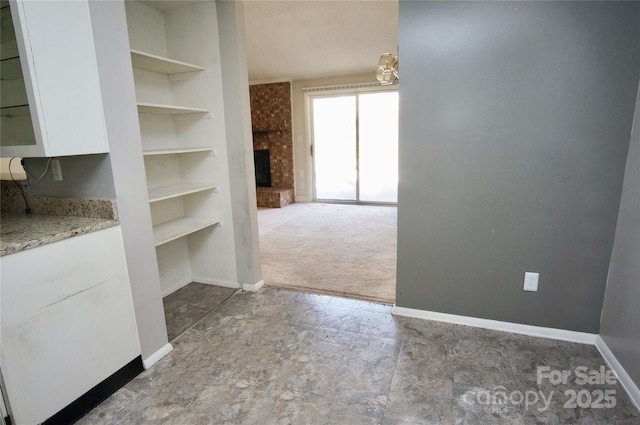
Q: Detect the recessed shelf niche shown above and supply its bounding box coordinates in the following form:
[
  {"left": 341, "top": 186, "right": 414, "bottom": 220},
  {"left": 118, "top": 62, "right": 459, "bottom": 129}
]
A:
[{"left": 126, "top": 0, "right": 234, "bottom": 297}]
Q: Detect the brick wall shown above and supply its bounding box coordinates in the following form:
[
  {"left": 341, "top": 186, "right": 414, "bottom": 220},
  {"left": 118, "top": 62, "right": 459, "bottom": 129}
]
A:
[{"left": 249, "top": 82, "right": 294, "bottom": 189}]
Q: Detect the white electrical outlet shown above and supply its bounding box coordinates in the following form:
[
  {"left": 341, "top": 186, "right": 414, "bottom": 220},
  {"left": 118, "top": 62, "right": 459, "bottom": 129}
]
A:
[
  {"left": 51, "top": 159, "right": 63, "bottom": 181},
  {"left": 524, "top": 272, "right": 539, "bottom": 292}
]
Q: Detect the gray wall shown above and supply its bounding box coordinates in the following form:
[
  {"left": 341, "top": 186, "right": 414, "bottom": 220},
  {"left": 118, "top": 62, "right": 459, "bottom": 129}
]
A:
[
  {"left": 217, "top": 0, "right": 262, "bottom": 287},
  {"left": 600, "top": 83, "right": 640, "bottom": 385},
  {"left": 23, "top": 154, "right": 116, "bottom": 199},
  {"left": 397, "top": 1, "right": 640, "bottom": 332},
  {"left": 88, "top": 0, "right": 169, "bottom": 361}
]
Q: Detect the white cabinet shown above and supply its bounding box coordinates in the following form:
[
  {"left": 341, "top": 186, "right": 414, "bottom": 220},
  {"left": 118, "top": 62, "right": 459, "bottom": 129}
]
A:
[
  {"left": 126, "top": 1, "right": 237, "bottom": 296},
  {"left": 1, "top": 227, "right": 141, "bottom": 425},
  {"left": 0, "top": 0, "right": 108, "bottom": 157}
]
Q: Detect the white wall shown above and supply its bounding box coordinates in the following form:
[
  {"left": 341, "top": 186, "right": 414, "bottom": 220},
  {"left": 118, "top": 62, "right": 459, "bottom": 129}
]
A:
[
  {"left": 217, "top": 1, "right": 262, "bottom": 288},
  {"left": 88, "top": 0, "right": 169, "bottom": 363},
  {"left": 599, "top": 82, "right": 640, "bottom": 393},
  {"left": 22, "top": 154, "right": 116, "bottom": 199}
]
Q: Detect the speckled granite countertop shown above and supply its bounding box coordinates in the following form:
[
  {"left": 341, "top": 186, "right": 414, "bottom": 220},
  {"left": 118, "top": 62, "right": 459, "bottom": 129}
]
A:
[
  {"left": 0, "top": 190, "right": 119, "bottom": 256},
  {"left": 1, "top": 213, "right": 118, "bottom": 256}
]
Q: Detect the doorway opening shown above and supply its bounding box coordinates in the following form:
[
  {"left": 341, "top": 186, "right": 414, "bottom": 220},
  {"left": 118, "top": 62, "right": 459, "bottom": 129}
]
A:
[
  {"left": 312, "top": 90, "right": 398, "bottom": 204},
  {"left": 254, "top": 85, "right": 398, "bottom": 305}
]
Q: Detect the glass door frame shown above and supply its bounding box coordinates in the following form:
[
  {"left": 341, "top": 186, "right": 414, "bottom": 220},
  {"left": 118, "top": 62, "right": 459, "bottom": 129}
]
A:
[{"left": 305, "top": 84, "right": 398, "bottom": 205}]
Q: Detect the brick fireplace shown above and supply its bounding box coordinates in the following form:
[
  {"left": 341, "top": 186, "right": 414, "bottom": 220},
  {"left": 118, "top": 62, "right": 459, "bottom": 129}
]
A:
[{"left": 249, "top": 82, "right": 295, "bottom": 208}]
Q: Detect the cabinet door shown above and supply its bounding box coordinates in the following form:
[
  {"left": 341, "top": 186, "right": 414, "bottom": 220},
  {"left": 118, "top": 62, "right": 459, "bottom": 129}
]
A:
[
  {"left": 0, "top": 0, "right": 108, "bottom": 157},
  {"left": 1, "top": 227, "right": 141, "bottom": 425}
]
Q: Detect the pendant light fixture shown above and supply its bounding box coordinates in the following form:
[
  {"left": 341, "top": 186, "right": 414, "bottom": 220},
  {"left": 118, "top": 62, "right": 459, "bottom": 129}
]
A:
[{"left": 377, "top": 53, "right": 398, "bottom": 85}]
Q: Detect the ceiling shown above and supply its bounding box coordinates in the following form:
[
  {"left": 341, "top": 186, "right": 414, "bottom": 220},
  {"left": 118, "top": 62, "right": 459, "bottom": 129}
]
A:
[{"left": 243, "top": 0, "right": 399, "bottom": 83}]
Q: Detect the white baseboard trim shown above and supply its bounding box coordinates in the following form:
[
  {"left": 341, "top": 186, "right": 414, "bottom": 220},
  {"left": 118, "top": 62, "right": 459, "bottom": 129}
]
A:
[
  {"left": 242, "top": 279, "right": 265, "bottom": 292},
  {"left": 192, "top": 276, "right": 240, "bottom": 289},
  {"left": 161, "top": 277, "right": 192, "bottom": 298},
  {"left": 294, "top": 196, "right": 310, "bottom": 203},
  {"left": 142, "top": 343, "right": 173, "bottom": 370},
  {"left": 595, "top": 336, "right": 640, "bottom": 411},
  {"left": 392, "top": 306, "right": 598, "bottom": 345}
]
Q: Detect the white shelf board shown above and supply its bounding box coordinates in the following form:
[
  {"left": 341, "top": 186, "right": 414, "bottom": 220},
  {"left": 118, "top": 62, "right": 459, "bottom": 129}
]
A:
[
  {"left": 131, "top": 50, "right": 205, "bottom": 74},
  {"left": 148, "top": 182, "right": 217, "bottom": 203},
  {"left": 137, "top": 102, "right": 209, "bottom": 115},
  {"left": 143, "top": 147, "right": 215, "bottom": 156},
  {"left": 153, "top": 217, "right": 221, "bottom": 246}
]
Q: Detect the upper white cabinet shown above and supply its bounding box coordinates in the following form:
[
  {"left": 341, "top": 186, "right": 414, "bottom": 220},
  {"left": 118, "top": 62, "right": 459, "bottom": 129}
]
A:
[{"left": 0, "top": 0, "right": 108, "bottom": 157}]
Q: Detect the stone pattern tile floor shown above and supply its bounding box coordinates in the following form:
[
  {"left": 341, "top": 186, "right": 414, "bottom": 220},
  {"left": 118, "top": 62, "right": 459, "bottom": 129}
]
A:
[
  {"left": 162, "top": 283, "right": 238, "bottom": 341},
  {"left": 78, "top": 287, "right": 639, "bottom": 425}
]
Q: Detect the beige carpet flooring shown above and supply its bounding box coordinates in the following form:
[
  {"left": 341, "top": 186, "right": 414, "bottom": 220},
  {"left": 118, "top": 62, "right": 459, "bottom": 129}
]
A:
[{"left": 258, "top": 203, "right": 397, "bottom": 304}]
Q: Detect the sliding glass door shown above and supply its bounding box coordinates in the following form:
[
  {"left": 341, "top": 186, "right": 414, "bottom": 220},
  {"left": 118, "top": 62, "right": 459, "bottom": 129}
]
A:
[
  {"left": 312, "top": 96, "right": 357, "bottom": 201},
  {"left": 359, "top": 92, "right": 399, "bottom": 203},
  {"left": 312, "top": 90, "right": 398, "bottom": 203}
]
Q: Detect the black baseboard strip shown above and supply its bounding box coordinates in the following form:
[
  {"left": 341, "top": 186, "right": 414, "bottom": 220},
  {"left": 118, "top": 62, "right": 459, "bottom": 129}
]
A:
[{"left": 43, "top": 356, "right": 144, "bottom": 425}]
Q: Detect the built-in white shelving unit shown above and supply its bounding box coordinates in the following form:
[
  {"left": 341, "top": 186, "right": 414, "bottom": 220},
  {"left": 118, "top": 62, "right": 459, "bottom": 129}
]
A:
[{"left": 126, "top": 0, "right": 237, "bottom": 296}]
